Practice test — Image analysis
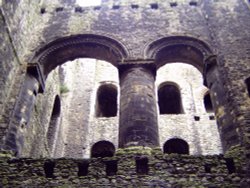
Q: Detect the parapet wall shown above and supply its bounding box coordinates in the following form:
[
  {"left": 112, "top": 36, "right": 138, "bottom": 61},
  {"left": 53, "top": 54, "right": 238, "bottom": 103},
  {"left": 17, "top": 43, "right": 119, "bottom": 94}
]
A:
[{"left": 0, "top": 148, "right": 245, "bottom": 187}]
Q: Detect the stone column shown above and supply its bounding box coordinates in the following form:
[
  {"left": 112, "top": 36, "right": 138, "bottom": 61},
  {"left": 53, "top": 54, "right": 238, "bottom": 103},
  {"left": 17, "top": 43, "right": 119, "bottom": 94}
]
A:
[
  {"left": 2, "top": 64, "right": 44, "bottom": 156},
  {"left": 204, "top": 56, "right": 239, "bottom": 152},
  {"left": 118, "top": 63, "right": 159, "bottom": 148}
]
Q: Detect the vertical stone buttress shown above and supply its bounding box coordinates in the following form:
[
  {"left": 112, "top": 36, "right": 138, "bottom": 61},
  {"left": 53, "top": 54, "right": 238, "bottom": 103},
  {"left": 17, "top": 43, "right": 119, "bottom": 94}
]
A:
[
  {"left": 2, "top": 65, "right": 43, "bottom": 156},
  {"left": 119, "top": 63, "right": 159, "bottom": 148},
  {"left": 204, "top": 56, "right": 239, "bottom": 152}
]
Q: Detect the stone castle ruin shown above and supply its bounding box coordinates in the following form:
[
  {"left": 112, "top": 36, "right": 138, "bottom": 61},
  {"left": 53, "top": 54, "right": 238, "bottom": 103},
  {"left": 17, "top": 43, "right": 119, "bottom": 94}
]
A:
[{"left": 0, "top": 0, "right": 250, "bottom": 187}]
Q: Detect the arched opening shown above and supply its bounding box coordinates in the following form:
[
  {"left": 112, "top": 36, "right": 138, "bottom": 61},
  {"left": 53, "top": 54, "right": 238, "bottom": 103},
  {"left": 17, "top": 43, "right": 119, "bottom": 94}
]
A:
[
  {"left": 204, "top": 92, "right": 214, "bottom": 113},
  {"left": 96, "top": 84, "right": 117, "bottom": 117},
  {"left": 35, "top": 34, "right": 128, "bottom": 77},
  {"left": 47, "top": 95, "right": 61, "bottom": 152},
  {"left": 163, "top": 138, "right": 189, "bottom": 154},
  {"left": 158, "top": 83, "right": 183, "bottom": 114},
  {"left": 245, "top": 77, "right": 250, "bottom": 97},
  {"left": 146, "top": 36, "right": 212, "bottom": 72},
  {"left": 91, "top": 141, "right": 115, "bottom": 158}
]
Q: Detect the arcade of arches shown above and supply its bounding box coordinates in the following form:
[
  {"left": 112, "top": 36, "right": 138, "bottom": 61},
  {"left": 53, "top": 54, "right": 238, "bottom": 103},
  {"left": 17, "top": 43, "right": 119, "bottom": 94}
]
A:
[{"left": 0, "top": 0, "right": 250, "bottom": 186}]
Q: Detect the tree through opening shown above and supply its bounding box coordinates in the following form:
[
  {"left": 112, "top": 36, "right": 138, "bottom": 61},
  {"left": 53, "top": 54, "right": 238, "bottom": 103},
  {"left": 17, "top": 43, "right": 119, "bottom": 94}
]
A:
[
  {"left": 163, "top": 138, "right": 189, "bottom": 154},
  {"left": 158, "top": 83, "right": 183, "bottom": 114}
]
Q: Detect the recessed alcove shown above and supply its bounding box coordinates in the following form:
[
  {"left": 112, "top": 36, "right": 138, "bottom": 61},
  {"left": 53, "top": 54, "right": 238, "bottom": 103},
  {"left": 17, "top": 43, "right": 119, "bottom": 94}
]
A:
[
  {"left": 163, "top": 138, "right": 189, "bottom": 154},
  {"left": 158, "top": 83, "right": 184, "bottom": 114},
  {"left": 204, "top": 92, "right": 214, "bottom": 113},
  {"left": 136, "top": 157, "right": 149, "bottom": 175},
  {"left": 91, "top": 141, "right": 115, "bottom": 158},
  {"left": 96, "top": 84, "right": 117, "bottom": 117}
]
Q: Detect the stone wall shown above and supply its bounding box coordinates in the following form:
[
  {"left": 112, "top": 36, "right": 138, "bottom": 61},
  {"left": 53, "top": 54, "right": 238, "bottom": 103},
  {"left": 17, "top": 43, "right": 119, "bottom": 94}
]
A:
[
  {"left": 156, "top": 63, "right": 222, "bottom": 155},
  {"left": 0, "top": 148, "right": 245, "bottom": 187},
  {"left": 0, "top": 9, "right": 23, "bottom": 145},
  {"left": 20, "top": 68, "right": 61, "bottom": 157},
  {"left": 1, "top": 0, "right": 249, "bottom": 154},
  {"left": 48, "top": 60, "right": 222, "bottom": 158},
  {"left": 56, "top": 59, "right": 119, "bottom": 158},
  {"left": 0, "top": 0, "right": 250, "bottom": 185}
]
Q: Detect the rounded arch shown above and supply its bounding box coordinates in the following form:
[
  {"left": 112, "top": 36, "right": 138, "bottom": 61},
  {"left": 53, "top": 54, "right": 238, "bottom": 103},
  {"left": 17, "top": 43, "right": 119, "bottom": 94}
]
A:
[
  {"left": 163, "top": 138, "right": 189, "bottom": 154},
  {"left": 33, "top": 34, "right": 129, "bottom": 77},
  {"left": 91, "top": 140, "right": 116, "bottom": 158},
  {"left": 158, "top": 82, "right": 184, "bottom": 114},
  {"left": 145, "top": 36, "right": 213, "bottom": 72},
  {"left": 95, "top": 83, "right": 118, "bottom": 117}
]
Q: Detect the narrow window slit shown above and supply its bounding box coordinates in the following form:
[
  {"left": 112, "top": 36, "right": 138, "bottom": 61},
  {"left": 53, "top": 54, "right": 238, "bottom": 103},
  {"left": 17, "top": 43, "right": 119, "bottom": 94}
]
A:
[
  {"left": 106, "top": 160, "right": 118, "bottom": 176},
  {"left": 112, "top": 5, "right": 120, "bottom": 9},
  {"left": 194, "top": 116, "right": 200, "bottom": 121},
  {"left": 40, "top": 8, "right": 46, "bottom": 14},
  {"left": 225, "top": 158, "right": 236, "bottom": 174},
  {"left": 44, "top": 161, "right": 55, "bottom": 178},
  {"left": 55, "top": 7, "right": 64, "bottom": 12},
  {"left": 209, "top": 115, "right": 215, "bottom": 120},
  {"left": 136, "top": 157, "right": 149, "bottom": 175},
  {"left": 78, "top": 161, "right": 89, "bottom": 176},
  {"left": 150, "top": 3, "right": 158, "bottom": 9},
  {"left": 131, "top": 4, "right": 139, "bottom": 9},
  {"left": 189, "top": 1, "right": 198, "bottom": 6},
  {"left": 94, "top": 6, "right": 101, "bottom": 10},
  {"left": 75, "top": 7, "right": 83, "bottom": 13},
  {"left": 204, "top": 164, "right": 211, "bottom": 173},
  {"left": 245, "top": 77, "right": 250, "bottom": 97},
  {"left": 170, "top": 2, "right": 177, "bottom": 7}
]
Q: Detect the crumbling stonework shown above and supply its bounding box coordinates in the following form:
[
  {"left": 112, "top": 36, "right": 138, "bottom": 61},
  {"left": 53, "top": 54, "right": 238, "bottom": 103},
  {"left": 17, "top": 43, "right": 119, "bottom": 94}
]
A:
[
  {"left": 0, "top": 148, "right": 244, "bottom": 187},
  {"left": 0, "top": 0, "right": 250, "bottom": 186}
]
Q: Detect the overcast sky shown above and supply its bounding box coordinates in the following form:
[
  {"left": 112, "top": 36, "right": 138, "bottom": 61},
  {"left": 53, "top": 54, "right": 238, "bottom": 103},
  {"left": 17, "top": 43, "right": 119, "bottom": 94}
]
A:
[{"left": 76, "top": 0, "right": 102, "bottom": 7}]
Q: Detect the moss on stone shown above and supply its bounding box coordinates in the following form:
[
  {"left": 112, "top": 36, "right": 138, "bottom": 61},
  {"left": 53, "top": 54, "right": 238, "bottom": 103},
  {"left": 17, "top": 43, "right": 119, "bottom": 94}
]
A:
[{"left": 224, "top": 144, "right": 246, "bottom": 172}]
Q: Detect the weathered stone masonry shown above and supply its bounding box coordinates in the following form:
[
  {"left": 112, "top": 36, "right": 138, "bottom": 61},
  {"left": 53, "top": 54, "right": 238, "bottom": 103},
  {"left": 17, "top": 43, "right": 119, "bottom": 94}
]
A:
[
  {"left": 119, "top": 63, "right": 159, "bottom": 148},
  {"left": 0, "top": 0, "right": 250, "bottom": 186}
]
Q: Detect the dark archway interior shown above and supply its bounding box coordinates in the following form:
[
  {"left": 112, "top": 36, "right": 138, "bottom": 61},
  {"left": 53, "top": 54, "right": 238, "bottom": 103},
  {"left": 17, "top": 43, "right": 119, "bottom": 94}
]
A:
[
  {"left": 158, "top": 84, "right": 183, "bottom": 114},
  {"left": 204, "top": 93, "right": 214, "bottom": 113},
  {"left": 47, "top": 95, "right": 61, "bottom": 151},
  {"left": 245, "top": 77, "right": 250, "bottom": 97},
  {"left": 96, "top": 85, "right": 117, "bottom": 117},
  {"left": 91, "top": 141, "right": 115, "bottom": 158},
  {"left": 163, "top": 138, "right": 189, "bottom": 154}
]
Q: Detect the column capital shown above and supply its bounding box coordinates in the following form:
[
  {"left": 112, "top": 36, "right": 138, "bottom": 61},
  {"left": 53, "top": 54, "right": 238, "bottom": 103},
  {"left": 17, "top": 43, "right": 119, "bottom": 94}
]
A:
[{"left": 118, "top": 59, "right": 156, "bottom": 79}]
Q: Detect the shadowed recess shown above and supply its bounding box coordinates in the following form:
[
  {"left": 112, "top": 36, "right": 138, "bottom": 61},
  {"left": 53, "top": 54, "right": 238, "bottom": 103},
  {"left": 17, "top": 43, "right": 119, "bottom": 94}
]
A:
[
  {"left": 164, "top": 138, "right": 189, "bottom": 154},
  {"left": 91, "top": 141, "right": 115, "bottom": 158}
]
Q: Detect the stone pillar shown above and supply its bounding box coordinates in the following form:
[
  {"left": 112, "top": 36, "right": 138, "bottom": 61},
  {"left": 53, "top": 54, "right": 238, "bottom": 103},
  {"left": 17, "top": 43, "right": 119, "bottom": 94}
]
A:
[
  {"left": 2, "top": 64, "right": 44, "bottom": 156},
  {"left": 204, "top": 56, "right": 239, "bottom": 152},
  {"left": 118, "top": 63, "right": 159, "bottom": 148}
]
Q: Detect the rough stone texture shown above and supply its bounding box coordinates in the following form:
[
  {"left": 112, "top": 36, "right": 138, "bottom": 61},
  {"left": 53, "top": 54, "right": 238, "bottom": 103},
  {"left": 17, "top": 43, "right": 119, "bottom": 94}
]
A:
[
  {"left": 0, "top": 0, "right": 250, "bottom": 186},
  {"left": 119, "top": 64, "right": 159, "bottom": 148},
  {"left": 0, "top": 148, "right": 245, "bottom": 187},
  {"left": 156, "top": 63, "right": 222, "bottom": 155}
]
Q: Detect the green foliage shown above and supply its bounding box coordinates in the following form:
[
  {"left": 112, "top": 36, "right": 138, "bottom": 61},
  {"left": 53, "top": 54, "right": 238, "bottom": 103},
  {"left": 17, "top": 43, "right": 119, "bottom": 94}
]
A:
[{"left": 60, "top": 84, "right": 70, "bottom": 94}]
